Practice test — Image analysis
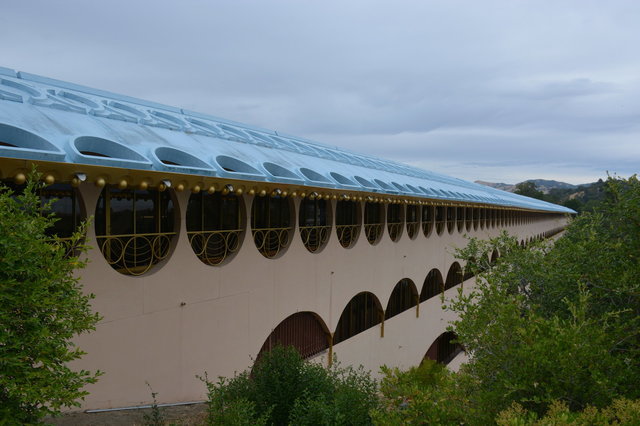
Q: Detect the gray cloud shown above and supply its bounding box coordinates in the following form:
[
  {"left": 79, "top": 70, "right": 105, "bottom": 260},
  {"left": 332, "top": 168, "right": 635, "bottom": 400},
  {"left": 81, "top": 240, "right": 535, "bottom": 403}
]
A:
[{"left": 1, "top": 0, "right": 639, "bottom": 185}]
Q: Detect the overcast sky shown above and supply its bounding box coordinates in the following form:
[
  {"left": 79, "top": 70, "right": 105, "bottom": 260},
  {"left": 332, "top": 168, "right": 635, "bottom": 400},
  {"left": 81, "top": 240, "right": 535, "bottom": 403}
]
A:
[{"left": 2, "top": 0, "right": 639, "bottom": 184}]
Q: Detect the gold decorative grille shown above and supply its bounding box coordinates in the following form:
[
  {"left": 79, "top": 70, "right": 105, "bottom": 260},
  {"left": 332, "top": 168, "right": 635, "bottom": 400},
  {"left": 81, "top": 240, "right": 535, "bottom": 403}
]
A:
[
  {"left": 422, "top": 205, "right": 434, "bottom": 237},
  {"left": 335, "top": 200, "right": 360, "bottom": 248},
  {"left": 435, "top": 206, "right": 446, "bottom": 235},
  {"left": 299, "top": 198, "right": 331, "bottom": 253},
  {"left": 364, "top": 202, "right": 384, "bottom": 245},
  {"left": 95, "top": 187, "right": 176, "bottom": 275},
  {"left": 406, "top": 205, "right": 419, "bottom": 239},
  {"left": 446, "top": 206, "right": 455, "bottom": 234},
  {"left": 251, "top": 196, "right": 292, "bottom": 258},
  {"left": 186, "top": 192, "right": 243, "bottom": 266},
  {"left": 387, "top": 204, "right": 404, "bottom": 242}
]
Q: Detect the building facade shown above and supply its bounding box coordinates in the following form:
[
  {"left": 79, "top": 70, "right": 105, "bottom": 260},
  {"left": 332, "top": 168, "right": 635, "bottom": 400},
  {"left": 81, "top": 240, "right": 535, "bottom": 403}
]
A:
[{"left": 0, "top": 67, "right": 572, "bottom": 410}]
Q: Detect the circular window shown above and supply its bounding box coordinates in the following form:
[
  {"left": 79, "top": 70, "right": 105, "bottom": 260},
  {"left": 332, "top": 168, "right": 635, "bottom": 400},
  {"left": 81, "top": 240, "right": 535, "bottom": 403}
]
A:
[
  {"left": 299, "top": 197, "right": 331, "bottom": 253},
  {"left": 446, "top": 206, "right": 456, "bottom": 234},
  {"left": 422, "top": 205, "right": 434, "bottom": 237},
  {"left": 387, "top": 204, "right": 404, "bottom": 242},
  {"left": 251, "top": 195, "right": 294, "bottom": 258},
  {"left": 456, "top": 206, "right": 465, "bottom": 233},
  {"left": 435, "top": 205, "right": 446, "bottom": 236},
  {"left": 335, "top": 200, "right": 361, "bottom": 248},
  {"left": 364, "top": 202, "right": 384, "bottom": 245},
  {"left": 95, "top": 186, "right": 177, "bottom": 275},
  {"left": 186, "top": 191, "right": 244, "bottom": 266},
  {"left": 406, "top": 205, "right": 420, "bottom": 239}
]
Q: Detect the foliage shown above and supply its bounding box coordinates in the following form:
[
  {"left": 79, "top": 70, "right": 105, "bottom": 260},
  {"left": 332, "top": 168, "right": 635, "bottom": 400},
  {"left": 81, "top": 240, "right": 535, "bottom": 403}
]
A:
[
  {"left": 447, "top": 175, "right": 640, "bottom": 422},
  {"left": 0, "top": 173, "right": 101, "bottom": 423},
  {"left": 370, "top": 360, "right": 468, "bottom": 425},
  {"left": 142, "top": 383, "right": 166, "bottom": 426},
  {"left": 514, "top": 181, "right": 545, "bottom": 200},
  {"left": 496, "top": 398, "right": 640, "bottom": 425},
  {"left": 200, "top": 345, "right": 378, "bottom": 425}
]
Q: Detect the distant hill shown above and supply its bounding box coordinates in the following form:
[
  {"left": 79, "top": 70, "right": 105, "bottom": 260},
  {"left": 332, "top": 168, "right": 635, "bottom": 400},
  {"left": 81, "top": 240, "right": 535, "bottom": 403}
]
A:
[{"left": 474, "top": 179, "right": 604, "bottom": 213}]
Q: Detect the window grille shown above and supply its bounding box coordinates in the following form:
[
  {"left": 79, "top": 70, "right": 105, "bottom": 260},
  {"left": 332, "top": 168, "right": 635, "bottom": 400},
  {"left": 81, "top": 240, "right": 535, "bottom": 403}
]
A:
[
  {"left": 385, "top": 279, "right": 418, "bottom": 320},
  {"left": 435, "top": 205, "right": 446, "bottom": 236},
  {"left": 335, "top": 200, "right": 360, "bottom": 248},
  {"left": 251, "top": 195, "right": 293, "bottom": 258},
  {"left": 95, "top": 186, "right": 176, "bottom": 275},
  {"left": 334, "top": 292, "right": 383, "bottom": 344},
  {"left": 387, "top": 204, "right": 404, "bottom": 242},
  {"left": 299, "top": 198, "right": 331, "bottom": 253},
  {"left": 420, "top": 269, "right": 444, "bottom": 302},
  {"left": 456, "top": 206, "right": 465, "bottom": 233},
  {"left": 406, "top": 205, "right": 419, "bottom": 239},
  {"left": 186, "top": 192, "right": 243, "bottom": 265},
  {"left": 422, "top": 204, "right": 434, "bottom": 237},
  {"left": 364, "top": 202, "right": 384, "bottom": 245}
]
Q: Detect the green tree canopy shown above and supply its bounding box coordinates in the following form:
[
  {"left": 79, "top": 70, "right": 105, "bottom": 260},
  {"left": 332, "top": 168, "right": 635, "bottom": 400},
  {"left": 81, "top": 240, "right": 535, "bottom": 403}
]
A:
[
  {"left": 0, "top": 175, "right": 101, "bottom": 423},
  {"left": 514, "top": 180, "right": 545, "bottom": 200}
]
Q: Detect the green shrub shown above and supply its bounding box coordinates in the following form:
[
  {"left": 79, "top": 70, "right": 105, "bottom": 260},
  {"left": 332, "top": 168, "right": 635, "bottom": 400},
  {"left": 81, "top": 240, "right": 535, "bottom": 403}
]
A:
[{"left": 200, "top": 345, "right": 378, "bottom": 425}]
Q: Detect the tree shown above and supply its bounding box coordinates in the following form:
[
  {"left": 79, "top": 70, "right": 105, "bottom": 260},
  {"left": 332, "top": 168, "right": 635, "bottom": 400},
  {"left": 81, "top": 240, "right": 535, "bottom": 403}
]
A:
[
  {"left": 447, "top": 175, "right": 640, "bottom": 422},
  {"left": 514, "top": 180, "right": 545, "bottom": 200},
  {"left": 0, "top": 175, "right": 101, "bottom": 423},
  {"left": 373, "top": 175, "right": 640, "bottom": 424}
]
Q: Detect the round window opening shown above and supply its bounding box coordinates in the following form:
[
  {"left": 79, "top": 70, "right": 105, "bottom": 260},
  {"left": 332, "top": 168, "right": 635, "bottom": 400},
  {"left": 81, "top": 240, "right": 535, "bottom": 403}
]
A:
[
  {"left": 186, "top": 191, "right": 245, "bottom": 266},
  {"left": 335, "top": 200, "right": 361, "bottom": 248},
  {"left": 251, "top": 195, "right": 294, "bottom": 258},
  {"left": 299, "top": 197, "right": 332, "bottom": 253},
  {"left": 95, "top": 186, "right": 177, "bottom": 275}
]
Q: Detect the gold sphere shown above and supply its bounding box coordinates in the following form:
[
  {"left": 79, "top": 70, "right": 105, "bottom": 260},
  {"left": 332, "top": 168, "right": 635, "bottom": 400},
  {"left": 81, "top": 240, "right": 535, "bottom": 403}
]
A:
[
  {"left": 259, "top": 189, "right": 267, "bottom": 197},
  {"left": 118, "top": 179, "right": 128, "bottom": 190},
  {"left": 192, "top": 185, "right": 201, "bottom": 194},
  {"left": 290, "top": 191, "right": 297, "bottom": 198},
  {"left": 139, "top": 181, "right": 149, "bottom": 190},
  {"left": 95, "top": 177, "right": 106, "bottom": 188},
  {"left": 176, "top": 183, "right": 185, "bottom": 192},
  {"left": 14, "top": 173, "right": 26, "bottom": 185},
  {"left": 235, "top": 188, "right": 244, "bottom": 195},
  {"left": 248, "top": 188, "right": 256, "bottom": 196},
  {"left": 300, "top": 192, "right": 306, "bottom": 198},
  {"left": 332, "top": 194, "right": 337, "bottom": 200},
  {"left": 44, "top": 174, "right": 55, "bottom": 185}
]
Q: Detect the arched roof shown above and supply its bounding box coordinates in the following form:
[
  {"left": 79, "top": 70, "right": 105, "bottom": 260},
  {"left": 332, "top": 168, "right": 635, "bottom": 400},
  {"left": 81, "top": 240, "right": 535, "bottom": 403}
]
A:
[{"left": 0, "top": 66, "right": 574, "bottom": 213}]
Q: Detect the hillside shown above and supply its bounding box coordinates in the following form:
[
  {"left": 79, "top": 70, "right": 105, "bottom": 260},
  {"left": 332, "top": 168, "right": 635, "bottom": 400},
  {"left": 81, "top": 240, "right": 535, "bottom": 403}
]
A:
[{"left": 475, "top": 179, "right": 605, "bottom": 213}]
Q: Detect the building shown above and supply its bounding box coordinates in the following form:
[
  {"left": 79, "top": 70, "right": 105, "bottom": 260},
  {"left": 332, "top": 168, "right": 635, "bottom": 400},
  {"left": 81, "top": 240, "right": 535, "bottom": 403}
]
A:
[{"left": 0, "top": 67, "right": 572, "bottom": 410}]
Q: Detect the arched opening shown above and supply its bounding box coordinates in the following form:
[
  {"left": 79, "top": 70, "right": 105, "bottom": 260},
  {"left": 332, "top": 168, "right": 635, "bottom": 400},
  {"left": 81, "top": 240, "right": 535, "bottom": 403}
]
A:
[
  {"left": 435, "top": 205, "right": 446, "bottom": 236},
  {"left": 334, "top": 292, "right": 383, "bottom": 344},
  {"left": 387, "top": 203, "right": 404, "bottom": 242},
  {"left": 423, "top": 331, "right": 463, "bottom": 365},
  {"left": 251, "top": 195, "right": 294, "bottom": 258},
  {"left": 186, "top": 191, "right": 244, "bottom": 265},
  {"left": 95, "top": 185, "right": 177, "bottom": 275},
  {"left": 299, "top": 197, "right": 331, "bottom": 253},
  {"left": 335, "top": 200, "right": 360, "bottom": 248},
  {"left": 385, "top": 279, "right": 418, "bottom": 320},
  {"left": 422, "top": 205, "right": 434, "bottom": 237},
  {"left": 406, "top": 204, "right": 420, "bottom": 239},
  {"left": 445, "top": 262, "right": 463, "bottom": 290},
  {"left": 420, "top": 268, "right": 444, "bottom": 302},
  {"left": 490, "top": 249, "right": 499, "bottom": 265},
  {"left": 465, "top": 207, "right": 473, "bottom": 232},
  {"left": 257, "top": 312, "right": 330, "bottom": 360},
  {"left": 364, "top": 202, "right": 384, "bottom": 245}
]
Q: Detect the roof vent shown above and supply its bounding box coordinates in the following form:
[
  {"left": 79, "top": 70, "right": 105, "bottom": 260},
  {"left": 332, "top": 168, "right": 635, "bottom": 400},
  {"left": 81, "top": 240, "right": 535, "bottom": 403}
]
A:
[
  {"left": 72, "top": 136, "right": 151, "bottom": 168},
  {"left": 300, "top": 168, "right": 331, "bottom": 183},
  {"left": 154, "top": 147, "right": 213, "bottom": 171},
  {"left": 354, "top": 176, "right": 378, "bottom": 189},
  {"left": 330, "top": 172, "right": 357, "bottom": 186},
  {"left": 263, "top": 162, "right": 301, "bottom": 180},
  {"left": 216, "top": 155, "right": 263, "bottom": 176}
]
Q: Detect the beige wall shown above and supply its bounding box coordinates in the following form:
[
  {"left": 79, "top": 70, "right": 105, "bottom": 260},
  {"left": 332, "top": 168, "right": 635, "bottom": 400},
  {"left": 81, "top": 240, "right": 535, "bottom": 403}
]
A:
[{"left": 71, "top": 184, "right": 569, "bottom": 409}]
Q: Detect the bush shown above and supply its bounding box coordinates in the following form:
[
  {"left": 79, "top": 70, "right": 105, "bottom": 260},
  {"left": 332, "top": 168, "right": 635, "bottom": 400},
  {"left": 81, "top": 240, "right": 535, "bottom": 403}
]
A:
[
  {"left": 200, "top": 345, "right": 378, "bottom": 425},
  {"left": 0, "top": 174, "right": 101, "bottom": 423}
]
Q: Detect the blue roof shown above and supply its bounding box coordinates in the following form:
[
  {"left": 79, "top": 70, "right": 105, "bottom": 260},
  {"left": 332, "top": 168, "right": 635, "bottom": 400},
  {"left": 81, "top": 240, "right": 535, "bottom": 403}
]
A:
[{"left": 0, "top": 67, "right": 574, "bottom": 213}]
